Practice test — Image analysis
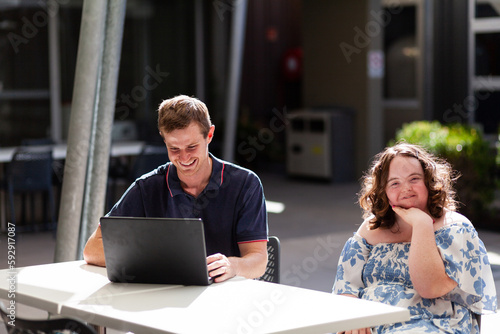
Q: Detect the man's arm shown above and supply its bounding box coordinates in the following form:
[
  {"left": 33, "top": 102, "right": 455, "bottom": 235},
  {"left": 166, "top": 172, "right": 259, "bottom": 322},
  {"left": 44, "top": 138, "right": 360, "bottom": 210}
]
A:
[
  {"left": 207, "top": 241, "right": 268, "bottom": 283},
  {"left": 83, "top": 225, "right": 106, "bottom": 267}
]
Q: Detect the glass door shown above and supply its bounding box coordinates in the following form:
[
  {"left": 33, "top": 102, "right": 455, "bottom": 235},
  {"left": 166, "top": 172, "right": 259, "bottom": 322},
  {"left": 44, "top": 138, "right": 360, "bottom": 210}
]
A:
[{"left": 469, "top": 0, "right": 500, "bottom": 135}]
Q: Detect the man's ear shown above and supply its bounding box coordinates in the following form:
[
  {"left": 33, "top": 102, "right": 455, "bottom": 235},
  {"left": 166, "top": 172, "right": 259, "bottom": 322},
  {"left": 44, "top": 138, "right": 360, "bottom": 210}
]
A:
[{"left": 207, "top": 125, "right": 215, "bottom": 143}]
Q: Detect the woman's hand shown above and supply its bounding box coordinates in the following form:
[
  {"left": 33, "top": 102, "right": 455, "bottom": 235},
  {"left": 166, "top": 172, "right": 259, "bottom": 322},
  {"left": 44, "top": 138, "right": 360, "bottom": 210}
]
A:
[
  {"left": 392, "top": 206, "right": 433, "bottom": 228},
  {"left": 337, "top": 327, "right": 372, "bottom": 334},
  {"left": 393, "top": 206, "right": 458, "bottom": 298}
]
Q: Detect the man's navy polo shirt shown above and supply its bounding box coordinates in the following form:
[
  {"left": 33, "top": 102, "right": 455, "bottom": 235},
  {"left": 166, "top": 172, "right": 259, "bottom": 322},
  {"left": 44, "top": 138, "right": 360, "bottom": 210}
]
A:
[{"left": 107, "top": 153, "right": 268, "bottom": 257}]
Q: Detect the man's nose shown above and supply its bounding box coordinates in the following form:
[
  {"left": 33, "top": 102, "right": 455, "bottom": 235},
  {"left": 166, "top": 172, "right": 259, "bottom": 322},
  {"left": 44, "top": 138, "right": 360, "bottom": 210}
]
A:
[{"left": 179, "top": 150, "right": 189, "bottom": 161}]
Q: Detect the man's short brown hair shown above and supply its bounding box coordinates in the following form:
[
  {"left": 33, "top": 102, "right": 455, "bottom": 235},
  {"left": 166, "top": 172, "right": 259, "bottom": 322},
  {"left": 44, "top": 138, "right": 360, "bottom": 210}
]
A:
[{"left": 157, "top": 95, "right": 212, "bottom": 137}]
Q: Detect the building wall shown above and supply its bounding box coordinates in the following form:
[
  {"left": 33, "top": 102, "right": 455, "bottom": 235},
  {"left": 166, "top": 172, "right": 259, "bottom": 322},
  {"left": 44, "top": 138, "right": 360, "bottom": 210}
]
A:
[{"left": 302, "top": 0, "right": 371, "bottom": 178}]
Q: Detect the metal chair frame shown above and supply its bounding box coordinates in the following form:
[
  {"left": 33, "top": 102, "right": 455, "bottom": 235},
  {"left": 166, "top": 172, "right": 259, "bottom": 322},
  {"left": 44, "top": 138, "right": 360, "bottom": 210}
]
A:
[
  {"left": 0, "top": 302, "right": 97, "bottom": 334},
  {"left": 258, "top": 235, "right": 281, "bottom": 283}
]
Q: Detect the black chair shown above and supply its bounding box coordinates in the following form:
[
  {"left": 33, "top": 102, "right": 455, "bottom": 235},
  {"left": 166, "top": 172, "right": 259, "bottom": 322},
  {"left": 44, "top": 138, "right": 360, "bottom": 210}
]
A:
[
  {"left": 6, "top": 148, "right": 56, "bottom": 231},
  {"left": 106, "top": 144, "right": 169, "bottom": 210},
  {"left": 21, "top": 138, "right": 64, "bottom": 196},
  {"left": 258, "top": 236, "right": 281, "bottom": 283},
  {"left": 21, "top": 138, "right": 54, "bottom": 146},
  {"left": 0, "top": 302, "right": 97, "bottom": 334}
]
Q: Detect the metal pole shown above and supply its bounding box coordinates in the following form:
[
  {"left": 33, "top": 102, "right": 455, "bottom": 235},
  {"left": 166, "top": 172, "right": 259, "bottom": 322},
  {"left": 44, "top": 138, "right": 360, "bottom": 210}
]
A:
[
  {"left": 366, "top": 0, "right": 384, "bottom": 159},
  {"left": 48, "top": 2, "right": 62, "bottom": 143},
  {"left": 78, "top": 0, "right": 127, "bottom": 258},
  {"left": 54, "top": 0, "right": 107, "bottom": 263},
  {"left": 222, "top": 0, "right": 248, "bottom": 162},
  {"left": 467, "top": 0, "right": 475, "bottom": 124},
  {"left": 422, "top": 0, "right": 434, "bottom": 121},
  {"left": 195, "top": 0, "right": 206, "bottom": 101}
]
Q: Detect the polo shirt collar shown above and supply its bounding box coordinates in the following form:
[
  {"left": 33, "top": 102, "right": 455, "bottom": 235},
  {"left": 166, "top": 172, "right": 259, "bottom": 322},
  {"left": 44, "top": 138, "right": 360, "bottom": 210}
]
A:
[{"left": 166, "top": 153, "right": 225, "bottom": 197}]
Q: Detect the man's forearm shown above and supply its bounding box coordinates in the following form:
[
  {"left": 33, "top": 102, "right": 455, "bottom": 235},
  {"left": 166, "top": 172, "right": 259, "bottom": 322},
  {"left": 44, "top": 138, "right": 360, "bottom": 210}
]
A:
[
  {"left": 83, "top": 231, "right": 106, "bottom": 267},
  {"left": 228, "top": 251, "right": 267, "bottom": 279}
]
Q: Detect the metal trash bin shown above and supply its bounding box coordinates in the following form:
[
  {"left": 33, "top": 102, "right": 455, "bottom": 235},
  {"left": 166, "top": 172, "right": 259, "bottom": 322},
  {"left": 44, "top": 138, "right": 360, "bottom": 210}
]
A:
[{"left": 286, "top": 108, "right": 354, "bottom": 182}]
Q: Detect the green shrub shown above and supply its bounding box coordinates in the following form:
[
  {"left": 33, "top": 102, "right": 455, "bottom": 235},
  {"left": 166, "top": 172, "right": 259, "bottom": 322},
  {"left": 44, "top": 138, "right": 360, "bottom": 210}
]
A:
[{"left": 390, "top": 121, "right": 498, "bottom": 229}]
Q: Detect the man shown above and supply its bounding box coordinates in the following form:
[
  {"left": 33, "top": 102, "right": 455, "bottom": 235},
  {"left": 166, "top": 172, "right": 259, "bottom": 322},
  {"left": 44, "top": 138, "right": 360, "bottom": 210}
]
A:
[{"left": 83, "top": 95, "right": 268, "bottom": 283}]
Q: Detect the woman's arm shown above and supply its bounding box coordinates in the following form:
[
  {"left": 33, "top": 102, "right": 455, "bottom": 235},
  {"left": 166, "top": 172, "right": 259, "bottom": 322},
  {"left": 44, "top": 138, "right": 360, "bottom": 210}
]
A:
[{"left": 393, "top": 207, "right": 457, "bottom": 298}]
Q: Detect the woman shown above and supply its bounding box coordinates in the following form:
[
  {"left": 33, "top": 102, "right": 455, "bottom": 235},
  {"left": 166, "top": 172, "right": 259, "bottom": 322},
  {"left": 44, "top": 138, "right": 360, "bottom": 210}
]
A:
[{"left": 333, "top": 143, "right": 497, "bottom": 333}]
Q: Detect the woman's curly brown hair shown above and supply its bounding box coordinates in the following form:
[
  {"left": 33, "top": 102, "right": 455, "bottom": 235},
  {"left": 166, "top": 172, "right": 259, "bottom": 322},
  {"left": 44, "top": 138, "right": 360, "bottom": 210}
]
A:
[{"left": 358, "top": 142, "right": 460, "bottom": 230}]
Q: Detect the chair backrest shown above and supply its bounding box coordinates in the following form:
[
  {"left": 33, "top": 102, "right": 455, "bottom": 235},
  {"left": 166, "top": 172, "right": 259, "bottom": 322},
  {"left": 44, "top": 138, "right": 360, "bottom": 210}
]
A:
[
  {"left": 21, "top": 138, "right": 54, "bottom": 146},
  {"left": 0, "top": 302, "right": 97, "bottom": 334},
  {"left": 7, "top": 149, "right": 53, "bottom": 191},
  {"left": 129, "top": 144, "right": 169, "bottom": 180},
  {"left": 258, "top": 236, "right": 281, "bottom": 283}
]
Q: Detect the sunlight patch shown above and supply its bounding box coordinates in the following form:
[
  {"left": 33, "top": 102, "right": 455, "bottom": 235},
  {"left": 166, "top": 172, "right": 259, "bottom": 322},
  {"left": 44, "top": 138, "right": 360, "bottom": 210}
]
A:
[
  {"left": 487, "top": 251, "right": 500, "bottom": 266},
  {"left": 266, "top": 200, "right": 285, "bottom": 214}
]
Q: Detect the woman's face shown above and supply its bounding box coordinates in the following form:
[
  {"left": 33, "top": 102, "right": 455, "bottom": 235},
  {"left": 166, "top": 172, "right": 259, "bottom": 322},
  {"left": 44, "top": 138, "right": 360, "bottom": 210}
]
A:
[{"left": 385, "top": 155, "right": 429, "bottom": 211}]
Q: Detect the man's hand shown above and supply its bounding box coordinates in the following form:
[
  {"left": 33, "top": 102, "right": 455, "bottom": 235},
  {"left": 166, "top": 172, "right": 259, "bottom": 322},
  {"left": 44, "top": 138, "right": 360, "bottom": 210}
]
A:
[
  {"left": 207, "top": 253, "right": 234, "bottom": 283},
  {"left": 206, "top": 241, "right": 268, "bottom": 283}
]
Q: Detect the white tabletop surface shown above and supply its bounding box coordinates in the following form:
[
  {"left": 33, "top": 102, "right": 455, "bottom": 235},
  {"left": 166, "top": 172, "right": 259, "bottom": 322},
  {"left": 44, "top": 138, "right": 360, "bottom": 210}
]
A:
[
  {"left": 0, "top": 141, "right": 145, "bottom": 163},
  {"left": 62, "top": 278, "right": 410, "bottom": 334},
  {"left": 0, "top": 261, "right": 410, "bottom": 334},
  {"left": 0, "top": 261, "right": 169, "bottom": 314}
]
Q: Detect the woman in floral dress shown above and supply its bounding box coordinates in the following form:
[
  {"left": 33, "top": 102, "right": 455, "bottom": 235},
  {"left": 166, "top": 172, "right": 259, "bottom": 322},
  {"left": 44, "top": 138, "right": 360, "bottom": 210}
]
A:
[{"left": 333, "top": 143, "right": 497, "bottom": 333}]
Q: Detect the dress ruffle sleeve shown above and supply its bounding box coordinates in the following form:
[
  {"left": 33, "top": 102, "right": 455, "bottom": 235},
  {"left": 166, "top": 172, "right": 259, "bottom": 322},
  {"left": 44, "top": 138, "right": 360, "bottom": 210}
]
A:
[
  {"left": 333, "top": 233, "right": 372, "bottom": 298},
  {"left": 436, "top": 221, "right": 498, "bottom": 314}
]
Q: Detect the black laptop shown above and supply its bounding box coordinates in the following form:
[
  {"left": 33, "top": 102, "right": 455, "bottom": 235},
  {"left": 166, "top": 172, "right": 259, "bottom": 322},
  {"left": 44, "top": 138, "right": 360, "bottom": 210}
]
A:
[{"left": 100, "top": 216, "right": 213, "bottom": 286}]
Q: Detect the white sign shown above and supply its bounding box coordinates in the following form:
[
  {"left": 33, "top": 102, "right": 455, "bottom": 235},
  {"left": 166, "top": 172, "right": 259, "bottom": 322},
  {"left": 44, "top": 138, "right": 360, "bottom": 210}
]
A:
[{"left": 368, "top": 50, "right": 385, "bottom": 78}]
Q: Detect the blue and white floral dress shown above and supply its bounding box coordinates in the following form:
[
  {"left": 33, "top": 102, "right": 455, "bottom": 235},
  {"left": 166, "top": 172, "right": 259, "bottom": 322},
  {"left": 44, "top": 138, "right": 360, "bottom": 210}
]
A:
[{"left": 333, "top": 220, "right": 497, "bottom": 333}]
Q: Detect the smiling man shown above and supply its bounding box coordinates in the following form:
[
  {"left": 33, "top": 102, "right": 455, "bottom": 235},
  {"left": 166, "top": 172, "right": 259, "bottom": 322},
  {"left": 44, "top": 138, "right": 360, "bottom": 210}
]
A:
[{"left": 83, "top": 95, "right": 269, "bottom": 283}]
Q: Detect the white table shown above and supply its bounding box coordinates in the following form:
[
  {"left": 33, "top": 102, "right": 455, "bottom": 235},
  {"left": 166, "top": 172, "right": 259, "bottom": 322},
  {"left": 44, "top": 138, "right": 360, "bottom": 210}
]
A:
[
  {"left": 0, "top": 261, "right": 168, "bottom": 314},
  {"left": 0, "top": 141, "right": 145, "bottom": 163},
  {"left": 0, "top": 261, "right": 410, "bottom": 334},
  {"left": 0, "top": 141, "right": 145, "bottom": 231}
]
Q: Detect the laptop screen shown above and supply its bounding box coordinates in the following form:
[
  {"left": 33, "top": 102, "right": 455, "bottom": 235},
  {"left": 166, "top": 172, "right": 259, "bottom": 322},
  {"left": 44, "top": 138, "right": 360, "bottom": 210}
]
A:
[{"left": 100, "top": 216, "right": 212, "bottom": 286}]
